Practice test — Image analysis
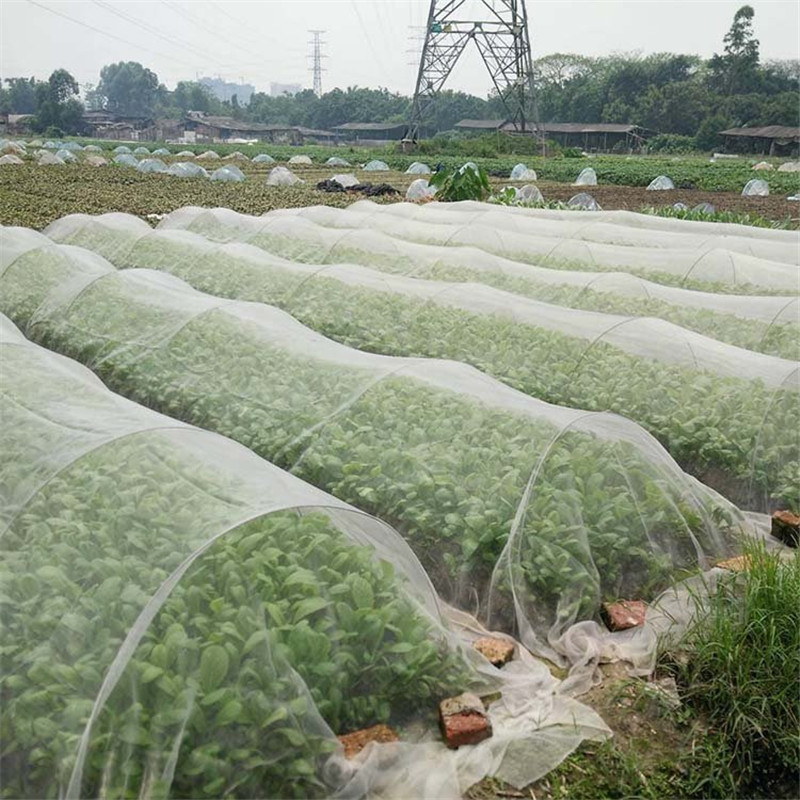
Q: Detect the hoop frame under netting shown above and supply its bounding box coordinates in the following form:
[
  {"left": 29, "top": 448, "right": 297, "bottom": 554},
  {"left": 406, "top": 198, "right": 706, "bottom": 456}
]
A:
[{"left": 2, "top": 314, "right": 619, "bottom": 798}]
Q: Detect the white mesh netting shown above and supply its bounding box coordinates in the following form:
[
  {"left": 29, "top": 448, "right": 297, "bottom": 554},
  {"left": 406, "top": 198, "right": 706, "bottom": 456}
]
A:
[
  {"left": 46, "top": 211, "right": 800, "bottom": 359},
  {"left": 0, "top": 231, "right": 758, "bottom": 682},
  {"left": 31, "top": 220, "right": 800, "bottom": 511},
  {"left": 151, "top": 202, "right": 800, "bottom": 293},
  {"left": 1, "top": 311, "right": 615, "bottom": 799}
]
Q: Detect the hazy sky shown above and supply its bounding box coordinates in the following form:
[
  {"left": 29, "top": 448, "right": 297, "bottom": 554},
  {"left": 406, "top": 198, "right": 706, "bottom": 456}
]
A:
[{"left": 1, "top": 0, "right": 798, "bottom": 97}]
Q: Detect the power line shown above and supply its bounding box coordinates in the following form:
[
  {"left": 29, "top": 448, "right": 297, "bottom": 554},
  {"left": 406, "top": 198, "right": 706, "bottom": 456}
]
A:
[
  {"left": 89, "top": 0, "right": 229, "bottom": 67},
  {"left": 25, "top": 0, "right": 200, "bottom": 70},
  {"left": 156, "top": 0, "right": 270, "bottom": 65},
  {"left": 349, "top": 0, "right": 393, "bottom": 85}
]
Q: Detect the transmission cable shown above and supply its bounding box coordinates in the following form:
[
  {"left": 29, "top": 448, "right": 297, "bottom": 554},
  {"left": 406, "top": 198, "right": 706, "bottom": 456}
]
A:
[
  {"left": 89, "top": 0, "right": 231, "bottom": 66},
  {"left": 25, "top": 0, "right": 199, "bottom": 69}
]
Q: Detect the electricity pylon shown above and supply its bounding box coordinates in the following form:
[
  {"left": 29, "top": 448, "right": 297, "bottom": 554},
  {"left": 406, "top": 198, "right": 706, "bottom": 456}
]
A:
[
  {"left": 308, "top": 30, "right": 326, "bottom": 97},
  {"left": 407, "top": 0, "right": 536, "bottom": 140}
]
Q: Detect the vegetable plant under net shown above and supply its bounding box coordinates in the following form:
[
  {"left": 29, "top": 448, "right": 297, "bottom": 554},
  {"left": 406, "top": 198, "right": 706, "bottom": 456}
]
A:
[
  {"left": 47, "top": 212, "right": 800, "bottom": 359},
  {"left": 29, "top": 222, "right": 800, "bottom": 511},
  {"left": 2, "top": 313, "right": 617, "bottom": 799},
  {"left": 0, "top": 237, "right": 755, "bottom": 671},
  {"left": 260, "top": 203, "right": 799, "bottom": 292}
]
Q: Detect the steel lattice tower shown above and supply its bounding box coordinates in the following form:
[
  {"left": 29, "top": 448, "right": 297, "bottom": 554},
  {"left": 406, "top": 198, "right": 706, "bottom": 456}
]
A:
[
  {"left": 308, "top": 30, "right": 326, "bottom": 97},
  {"left": 408, "top": 0, "right": 536, "bottom": 139}
]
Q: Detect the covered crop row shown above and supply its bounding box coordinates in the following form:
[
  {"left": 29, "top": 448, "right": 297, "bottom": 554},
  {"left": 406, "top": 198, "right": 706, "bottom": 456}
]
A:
[
  {"left": 276, "top": 202, "right": 799, "bottom": 266},
  {"left": 47, "top": 213, "right": 800, "bottom": 359},
  {"left": 344, "top": 199, "right": 800, "bottom": 250},
  {"left": 1, "top": 313, "right": 488, "bottom": 798},
  {"left": 0, "top": 234, "right": 750, "bottom": 669},
  {"left": 28, "top": 222, "right": 799, "bottom": 510},
  {"left": 156, "top": 206, "right": 799, "bottom": 294}
]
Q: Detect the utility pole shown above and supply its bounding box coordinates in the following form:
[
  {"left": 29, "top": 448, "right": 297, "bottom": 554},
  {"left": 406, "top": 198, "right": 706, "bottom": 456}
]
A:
[
  {"left": 407, "top": 0, "right": 537, "bottom": 141},
  {"left": 308, "top": 29, "right": 326, "bottom": 97}
]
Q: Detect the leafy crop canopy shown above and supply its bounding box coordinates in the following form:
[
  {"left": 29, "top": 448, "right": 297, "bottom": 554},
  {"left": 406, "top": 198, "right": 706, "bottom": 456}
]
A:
[
  {"left": 0, "top": 241, "right": 757, "bottom": 673},
  {"left": 0, "top": 313, "right": 492, "bottom": 798}
]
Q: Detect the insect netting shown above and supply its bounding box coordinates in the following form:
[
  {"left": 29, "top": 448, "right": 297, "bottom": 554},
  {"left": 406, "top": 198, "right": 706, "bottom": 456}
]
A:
[
  {"left": 29, "top": 222, "right": 800, "bottom": 511},
  {"left": 0, "top": 313, "right": 615, "bottom": 799},
  {"left": 344, "top": 199, "right": 799, "bottom": 261},
  {"left": 418, "top": 201, "right": 800, "bottom": 241},
  {"left": 0, "top": 237, "right": 755, "bottom": 677},
  {"left": 46, "top": 211, "right": 799, "bottom": 360},
  {"left": 256, "top": 203, "right": 799, "bottom": 293}
]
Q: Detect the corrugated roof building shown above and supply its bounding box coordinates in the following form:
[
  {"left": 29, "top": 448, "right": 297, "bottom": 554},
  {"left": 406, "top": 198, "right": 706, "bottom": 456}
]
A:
[
  {"left": 332, "top": 122, "right": 407, "bottom": 143},
  {"left": 719, "top": 126, "right": 799, "bottom": 156},
  {"left": 454, "top": 120, "right": 649, "bottom": 152}
]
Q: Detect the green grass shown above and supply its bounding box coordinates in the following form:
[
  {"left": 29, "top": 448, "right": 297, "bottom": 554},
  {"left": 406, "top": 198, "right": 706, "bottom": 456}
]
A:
[{"left": 667, "top": 541, "right": 800, "bottom": 797}]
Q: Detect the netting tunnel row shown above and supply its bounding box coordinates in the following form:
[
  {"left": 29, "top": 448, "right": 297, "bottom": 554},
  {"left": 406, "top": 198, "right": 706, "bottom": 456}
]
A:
[
  {"left": 46, "top": 212, "right": 800, "bottom": 359},
  {"left": 29, "top": 221, "right": 800, "bottom": 509},
  {"left": 157, "top": 204, "right": 798, "bottom": 293},
  {"left": 342, "top": 199, "right": 800, "bottom": 263},
  {"left": 1, "top": 312, "right": 619, "bottom": 799},
  {"left": 0, "top": 229, "right": 755, "bottom": 674}
]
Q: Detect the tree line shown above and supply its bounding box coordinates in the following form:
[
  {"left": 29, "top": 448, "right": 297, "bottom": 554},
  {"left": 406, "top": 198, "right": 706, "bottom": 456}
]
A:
[{"left": 2, "top": 5, "right": 796, "bottom": 149}]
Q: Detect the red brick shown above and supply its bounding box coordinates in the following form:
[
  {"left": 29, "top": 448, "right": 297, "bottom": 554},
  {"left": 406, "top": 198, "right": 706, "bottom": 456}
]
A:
[
  {"left": 337, "top": 724, "right": 399, "bottom": 759},
  {"left": 473, "top": 636, "right": 515, "bottom": 667},
  {"left": 602, "top": 599, "right": 647, "bottom": 631},
  {"left": 439, "top": 692, "right": 492, "bottom": 749},
  {"left": 715, "top": 554, "right": 751, "bottom": 572},
  {"left": 771, "top": 510, "right": 799, "bottom": 548}
]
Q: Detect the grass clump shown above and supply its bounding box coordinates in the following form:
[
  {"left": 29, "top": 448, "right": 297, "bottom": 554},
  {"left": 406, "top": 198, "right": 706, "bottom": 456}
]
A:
[{"left": 669, "top": 541, "right": 800, "bottom": 797}]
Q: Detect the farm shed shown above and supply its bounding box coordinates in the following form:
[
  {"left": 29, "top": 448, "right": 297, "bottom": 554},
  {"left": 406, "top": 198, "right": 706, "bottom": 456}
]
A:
[
  {"left": 81, "top": 111, "right": 154, "bottom": 141},
  {"left": 0, "top": 114, "right": 34, "bottom": 135},
  {"left": 295, "top": 126, "right": 337, "bottom": 144},
  {"left": 183, "top": 113, "right": 301, "bottom": 144},
  {"left": 333, "top": 122, "right": 407, "bottom": 144},
  {"left": 454, "top": 119, "right": 648, "bottom": 152},
  {"left": 719, "top": 126, "right": 800, "bottom": 157}
]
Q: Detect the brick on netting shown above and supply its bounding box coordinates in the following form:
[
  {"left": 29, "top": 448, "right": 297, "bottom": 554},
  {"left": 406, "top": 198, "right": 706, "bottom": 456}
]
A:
[
  {"left": 473, "top": 636, "right": 515, "bottom": 667},
  {"left": 602, "top": 599, "right": 647, "bottom": 631},
  {"left": 439, "top": 692, "right": 492, "bottom": 749},
  {"left": 337, "top": 724, "right": 400, "bottom": 760},
  {"left": 771, "top": 510, "right": 799, "bottom": 548}
]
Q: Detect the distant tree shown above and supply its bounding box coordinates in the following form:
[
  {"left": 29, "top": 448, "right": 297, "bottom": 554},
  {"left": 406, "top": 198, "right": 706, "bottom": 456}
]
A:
[
  {"left": 30, "top": 68, "right": 82, "bottom": 134},
  {"left": 694, "top": 114, "right": 731, "bottom": 151},
  {"left": 709, "top": 5, "right": 760, "bottom": 94},
  {"left": 97, "top": 61, "right": 160, "bottom": 117},
  {"left": 3, "top": 77, "right": 39, "bottom": 113}
]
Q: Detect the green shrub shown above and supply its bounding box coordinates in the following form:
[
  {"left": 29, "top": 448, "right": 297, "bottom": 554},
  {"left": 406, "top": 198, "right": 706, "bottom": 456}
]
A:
[
  {"left": 647, "top": 134, "right": 698, "bottom": 154},
  {"left": 428, "top": 162, "right": 491, "bottom": 201}
]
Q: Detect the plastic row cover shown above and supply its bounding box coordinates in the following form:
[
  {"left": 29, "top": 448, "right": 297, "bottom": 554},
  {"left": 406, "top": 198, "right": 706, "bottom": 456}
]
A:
[
  {"left": 110, "top": 207, "right": 800, "bottom": 359},
  {"left": 0, "top": 312, "right": 615, "bottom": 798},
  {"left": 462, "top": 201, "right": 800, "bottom": 242},
  {"left": 343, "top": 199, "right": 798, "bottom": 263},
  {"left": 156, "top": 204, "right": 798, "bottom": 295},
  {"left": 29, "top": 221, "right": 800, "bottom": 510},
  {"left": 0, "top": 238, "right": 751, "bottom": 673},
  {"left": 259, "top": 204, "right": 799, "bottom": 291}
]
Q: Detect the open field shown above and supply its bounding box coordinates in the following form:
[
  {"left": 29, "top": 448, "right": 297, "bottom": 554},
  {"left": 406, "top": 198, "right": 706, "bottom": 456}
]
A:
[
  {"left": 1, "top": 157, "right": 798, "bottom": 230},
  {"left": 2, "top": 136, "right": 798, "bottom": 800}
]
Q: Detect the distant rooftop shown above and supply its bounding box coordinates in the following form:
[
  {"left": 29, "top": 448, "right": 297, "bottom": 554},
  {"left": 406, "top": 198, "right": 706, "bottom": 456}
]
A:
[
  {"left": 184, "top": 113, "right": 293, "bottom": 133},
  {"left": 332, "top": 122, "right": 406, "bottom": 131},
  {"left": 455, "top": 119, "right": 643, "bottom": 134},
  {"left": 719, "top": 125, "right": 800, "bottom": 140}
]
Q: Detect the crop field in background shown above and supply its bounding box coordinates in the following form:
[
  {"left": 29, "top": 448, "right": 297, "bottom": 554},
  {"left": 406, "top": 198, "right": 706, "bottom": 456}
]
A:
[{"left": 1, "top": 139, "right": 798, "bottom": 230}]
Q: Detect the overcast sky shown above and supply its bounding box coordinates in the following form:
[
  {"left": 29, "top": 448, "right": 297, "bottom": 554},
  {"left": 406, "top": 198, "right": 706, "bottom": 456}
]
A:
[{"left": 1, "top": 0, "right": 798, "bottom": 97}]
